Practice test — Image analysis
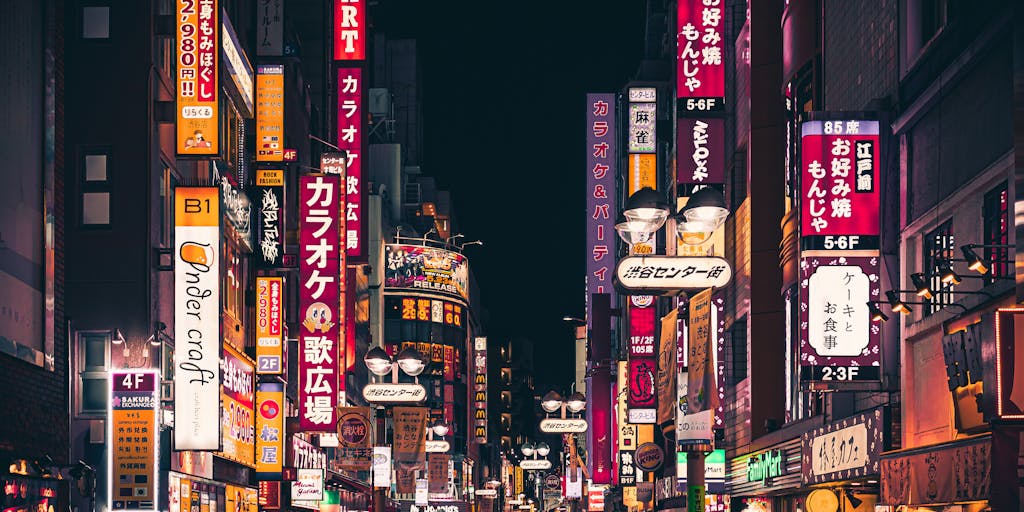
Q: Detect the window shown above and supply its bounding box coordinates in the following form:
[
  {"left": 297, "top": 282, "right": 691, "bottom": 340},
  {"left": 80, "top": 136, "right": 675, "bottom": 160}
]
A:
[
  {"left": 82, "top": 6, "right": 109, "bottom": 39},
  {"left": 81, "top": 150, "right": 111, "bottom": 225},
  {"left": 983, "top": 182, "right": 1009, "bottom": 285},
  {"left": 77, "top": 331, "right": 110, "bottom": 415},
  {"left": 923, "top": 219, "right": 955, "bottom": 316}
]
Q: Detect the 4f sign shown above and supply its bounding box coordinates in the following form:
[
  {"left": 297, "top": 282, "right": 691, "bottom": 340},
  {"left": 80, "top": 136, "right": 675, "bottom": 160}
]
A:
[{"left": 334, "top": 0, "right": 365, "bottom": 60}]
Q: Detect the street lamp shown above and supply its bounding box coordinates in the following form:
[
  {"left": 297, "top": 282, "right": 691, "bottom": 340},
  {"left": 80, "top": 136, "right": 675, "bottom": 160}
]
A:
[
  {"left": 395, "top": 346, "right": 426, "bottom": 376},
  {"left": 364, "top": 346, "right": 394, "bottom": 376},
  {"left": 540, "top": 391, "right": 564, "bottom": 414},
  {"left": 616, "top": 187, "right": 671, "bottom": 241},
  {"left": 520, "top": 442, "right": 535, "bottom": 457},
  {"left": 564, "top": 392, "right": 586, "bottom": 414}
]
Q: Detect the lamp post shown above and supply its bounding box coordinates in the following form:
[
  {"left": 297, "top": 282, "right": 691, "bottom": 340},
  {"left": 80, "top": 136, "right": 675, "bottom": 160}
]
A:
[
  {"left": 613, "top": 186, "right": 732, "bottom": 510},
  {"left": 519, "top": 442, "right": 551, "bottom": 512}
]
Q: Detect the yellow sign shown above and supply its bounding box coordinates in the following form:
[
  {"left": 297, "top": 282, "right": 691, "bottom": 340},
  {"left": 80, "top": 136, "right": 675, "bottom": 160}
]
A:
[
  {"left": 225, "top": 485, "right": 258, "bottom": 512},
  {"left": 628, "top": 154, "right": 657, "bottom": 194},
  {"left": 176, "top": 0, "right": 219, "bottom": 155},
  {"left": 256, "top": 169, "right": 284, "bottom": 187},
  {"left": 255, "top": 65, "right": 285, "bottom": 161},
  {"left": 255, "top": 276, "right": 283, "bottom": 374}
]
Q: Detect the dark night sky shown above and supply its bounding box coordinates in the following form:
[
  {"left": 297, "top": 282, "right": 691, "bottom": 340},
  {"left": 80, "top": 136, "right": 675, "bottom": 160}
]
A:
[{"left": 374, "top": 1, "right": 647, "bottom": 391}]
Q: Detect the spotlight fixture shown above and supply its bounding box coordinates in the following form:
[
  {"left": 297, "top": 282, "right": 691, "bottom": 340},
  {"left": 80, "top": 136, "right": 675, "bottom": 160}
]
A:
[
  {"left": 844, "top": 490, "right": 863, "bottom": 509},
  {"left": 885, "top": 290, "right": 912, "bottom": 315},
  {"left": 938, "top": 260, "right": 962, "bottom": 285},
  {"left": 910, "top": 273, "right": 934, "bottom": 300},
  {"left": 867, "top": 302, "right": 889, "bottom": 322},
  {"left": 960, "top": 245, "right": 990, "bottom": 274}
]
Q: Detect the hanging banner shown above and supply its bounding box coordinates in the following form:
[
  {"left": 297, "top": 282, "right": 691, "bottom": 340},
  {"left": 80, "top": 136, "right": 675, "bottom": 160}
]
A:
[
  {"left": 255, "top": 170, "right": 284, "bottom": 269},
  {"left": 657, "top": 309, "right": 678, "bottom": 426},
  {"left": 337, "top": 406, "right": 374, "bottom": 470},
  {"left": 373, "top": 447, "right": 392, "bottom": 488},
  {"left": 256, "top": 65, "right": 285, "bottom": 161},
  {"left": 333, "top": 0, "right": 365, "bottom": 60},
  {"left": 687, "top": 288, "right": 713, "bottom": 413},
  {"left": 585, "top": 93, "right": 616, "bottom": 331},
  {"left": 176, "top": 0, "right": 219, "bottom": 155},
  {"left": 255, "top": 382, "right": 284, "bottom": 477},
  {"left": 393, "top": 407, "right": 428, "bottom": 467},
  {"left": 337, "top": 67, "right": 364, "bottom": 259},
  {"left": 110, "top": 370, "right": 159, "bottom": 511},
  {"left": 428, "top": 453, "right": 449, "bottom": 494},
  {"left": 799, "top": 256, "right": 881, "bottom": 383},
  {"left": 676, "top": 0, "right": 725, "bottom": 109},
  {"left": 219, "top": 344, "right": 256, "bottom": 467},
  {"left": 255, "top": 276, "right": 284, "bottom": 374},
  {"left": 173, "top": 187, "right": 221, "bottom": 450},
  {"left": 298, "top": 175, "right": 342, "bottom": 431}
]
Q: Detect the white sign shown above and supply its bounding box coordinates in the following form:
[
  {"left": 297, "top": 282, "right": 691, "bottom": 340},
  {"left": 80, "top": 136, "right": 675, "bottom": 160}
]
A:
[
  {"left": 373, "top": 446, "right": 392, "bottom": 488},
  {"left": 520, "top": 460, "right": 552, "bottom": 470},
  {"left": 676, "top": 409, "right": 713, "bottom": 447},
  {"left": 539, "top": 418, "right": 588, "bottom": 433},
  {"left": 293, "top": 469, "right": 324, "bottom": 501},
  {"left": 616, "top": 256, "right": 732, "bottom": 293},
  {"left": 474, "top": 489, "right": 497, "bottom": 497},
  {"left": 221, "top": 16, "right": 253, "bottom": 115},
  {"left": 415, "top": 479, "right": 429, "bottom": 506},
  {"left": 810, "top": 422, "right": 868, "bottom": 476},
  {"left": 628, "top": 409, "right": 657, "bottom": 424},
  {"left": 628, "top": 87, "right": 657, "bottom": 102},
  {"left": 628, "top": 102, "right": 657, "bottom": 153},
  {"left": 173, "top": 188, "right": 221, "bottom": 450},
  {"left": 425, "top": 440, "right": 450, "bottom": 453},
  {"left": 363, "top": 383, "right": 427, "bottom": 403},
  {"left": 807, "top": 264, "right": 871, "bottom": 356},
  {"left": 565, "top": 468, "right": 583, "bottom": 499}
]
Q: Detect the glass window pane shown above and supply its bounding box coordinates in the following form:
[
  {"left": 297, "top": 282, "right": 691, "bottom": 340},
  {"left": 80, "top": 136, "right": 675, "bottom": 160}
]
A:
[
  {"left": 82, "top": 7, "right": 109, "bottom": 39},
  {"left": 84, "top": 334, "right": 106, "bottom": 368},
  {"left": 85, "top": 154, "right": 107, "bottom": 181},
  {"left": 83, "top": 192, "right": 110, "bottom": 224},
  {"left": 82, "top": 377, "right": 108, "bottom": 412}
]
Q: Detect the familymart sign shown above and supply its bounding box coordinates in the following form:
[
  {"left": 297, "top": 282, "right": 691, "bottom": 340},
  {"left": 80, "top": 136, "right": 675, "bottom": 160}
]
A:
[{"left": 746, "top": 449, "right": 785, "bottom": 484}]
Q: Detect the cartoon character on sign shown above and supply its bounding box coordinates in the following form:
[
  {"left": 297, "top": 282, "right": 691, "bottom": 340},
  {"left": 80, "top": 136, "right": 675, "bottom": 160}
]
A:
[
  {"left": 630, "top": 361, "right": 655, "bottom": 403},
  {"left": 302, "top": 302, "right": 334, "bottom": 333}
]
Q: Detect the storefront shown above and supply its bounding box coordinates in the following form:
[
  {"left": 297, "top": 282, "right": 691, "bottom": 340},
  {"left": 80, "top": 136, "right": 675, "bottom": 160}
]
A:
[
  {"left": 799, "top": 407, "right": 888, "bottom": 511},
  {"left": 727, "top": 438, "right": 802, "bottom": 512},
  {"left": 879, "top": 435, "right": 991, "bottom": 511},
  {"left": 0, "top": 471, "right": 65, "bottom": 512}
]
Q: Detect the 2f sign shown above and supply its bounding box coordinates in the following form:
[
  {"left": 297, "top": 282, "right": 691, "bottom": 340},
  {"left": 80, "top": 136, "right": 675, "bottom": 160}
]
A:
[{"left": 334, "top": 0, "right": 365, "bottom": 60}]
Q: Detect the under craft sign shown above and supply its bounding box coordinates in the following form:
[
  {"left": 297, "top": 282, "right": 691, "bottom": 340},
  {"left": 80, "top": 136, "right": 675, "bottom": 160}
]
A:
[{"left": 615, "top": 256, "right": 731, "bottom": 293}]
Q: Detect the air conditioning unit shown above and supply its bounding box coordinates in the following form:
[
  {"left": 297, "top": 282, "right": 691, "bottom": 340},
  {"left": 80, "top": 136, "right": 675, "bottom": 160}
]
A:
[{"left": 368, "top": 88, "right": 390, "bottom": 117}]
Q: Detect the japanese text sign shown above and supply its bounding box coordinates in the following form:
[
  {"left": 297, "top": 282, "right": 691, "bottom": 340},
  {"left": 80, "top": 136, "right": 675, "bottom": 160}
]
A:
[
  {"left": 628, "top": 103, "right": 657, "bottom": 153},
  {"left": 255, "top": 277, "right": 283, "bottom": 374},
  {"left": 256, "top": 65, "right": 285, "bottom": 162},
  {"left": 293, "top": 469, "right": 324, "bottom": 502},
  {"left": 176, "top": 0, "right": 219, "bottom": 155},
  {"left": 256, "top": 0, "right": 283, "bottom": 56},
  {"left": 618, "top": 451, "right": 636, "bottom": 486},
  {"left": 383, "top": 245, "right": 470, "bottom": 302},
  {"left": 256, "top": 170, "right": 284, "bottom": 268},
  {"left": 586, "top": 93, "right": 616, "bottom": 330},
  {"left": 687, "top": 288, "right": 713, "bottom": 414},
  {"left": 255, "top": 382, "right": 285, "bottom": 477},
  {"left": 801, "top": 407, "right": 886, "bottom": 485},
  {"left": 334, "top": 0, "right": 365, "bottom": 60},
  {"left": 616, "top": 256, "right": 732, "bottom": 293},
  {"left": 299, "top": 175, "right": 342, "bottom": 431},
  {"left": 221, "top": 14, "right": 253, "bottom": 116},
  {"left": 110, "top": 371, "right": 159, "bottom": 511},
  {"left": 799, "top": 256, "right": 881, "bottom": 382},
  {"left": 393, "top": 407, "right": 427, "bottom": 466},
  {"left": 677, "top": 0, "right": 725, "bottom": 101},
  {"left": 657, "top": 309, "right": 678, "bottom": 425},
  {"left": 173, "top": 187, "right": 220, "bottom": 450},
  {"left": 336, "top": 407, "right": 373, "bottom": 470},
  {"left": 800, "top": 120, "right": 880, "bottom": 247},
  {"left": 677, "top": 118, "right": 725, "bottom": 184},
  {"left": 219, "top": 344, "right": 256, "bottom": 467},
  {"left": 628, "top": 297, "right": 657, "bottom": 410},
  {"left": 336, "top": 68, "right": 364, "bottom": 258}
]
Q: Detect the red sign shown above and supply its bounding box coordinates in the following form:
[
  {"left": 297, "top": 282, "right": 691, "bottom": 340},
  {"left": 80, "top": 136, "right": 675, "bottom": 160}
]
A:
[
  {"left": 800, "top": 120, "right": 880, "bottom": 240},
  {"left": 677, "top": 0, "right": 725, "bottom": 100},
  {"left": 298, "top": 175, "right": 342, "bottom": 431},
  {"left": 337, "top": 68, "right": 364, "bottom": 259},
  {"left": 284, "top": 149, "right": 298, "bottom": 162},
  {"left": 628, "top": 301, "right": 656, "bottom": 357},
  {"left": 258, "top": 481, "right": 281, "bottom": 509},
  {"left": 333, "top": 0, "right": 365, "bottom": 60},
  {"left": 628, "top": 299, "right": 657, "bottom": 409}
]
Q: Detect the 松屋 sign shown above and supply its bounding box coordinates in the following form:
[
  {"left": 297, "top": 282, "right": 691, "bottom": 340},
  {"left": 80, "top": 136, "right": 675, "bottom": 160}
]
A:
[
  {"left": 255, "top": 276, "right": 283, "bottom": 374},
  {"left": 615, "top": 256, "right": 732, "bottom": 293},
  {"left": 173, "top": 187, "right": 221, "bottom": 450}
]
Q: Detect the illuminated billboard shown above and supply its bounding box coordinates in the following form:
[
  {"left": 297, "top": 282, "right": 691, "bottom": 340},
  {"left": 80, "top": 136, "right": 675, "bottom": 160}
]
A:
[
  {"left": 110, "top": 370, "right": 159, "bottom": 511},
  {"left": 176, "top": 0, "right": 219, "bottom": 155},
  {"left": 585, "top": 93, "right": 616, "bottom": 330},
  {"left": 255, "top": 276, "right": 284, "bottom": 374},
  {"left": 219, "top": 344, "right": 255, "bottom": 467},
  {"left": 256, "top": 65, "right": 285, "bottom": 162},
  {"left": 337, "top": 68, "right": 364, "bottom": 259},
  {"left": 384, "top": 245, "right": 469, "bottom": 302},
  {"left": 333, "top": 0, "right": 365, "bottom": 60},
  {"left": 677, "top": 0, "right": 725, "bottom": 109}
]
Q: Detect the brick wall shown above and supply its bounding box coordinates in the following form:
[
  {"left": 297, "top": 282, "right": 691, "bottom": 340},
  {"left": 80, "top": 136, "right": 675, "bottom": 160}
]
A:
[{"left": 824, "top": 0, "right": 899, "bottom": 110}]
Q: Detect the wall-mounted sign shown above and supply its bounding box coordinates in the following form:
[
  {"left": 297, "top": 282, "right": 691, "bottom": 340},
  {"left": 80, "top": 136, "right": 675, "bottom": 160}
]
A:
[
  {"left": 880, "top": 435, "right": 990, "bottom": 505},
  {"left": 747, "top": 450, "right": 785, "bottom": 484},
  {"left": 425, "top": 440, "right": 450, "bottom": 453},
  {"left": 677, "top": 0, "right": 725, "bottom": 108},
  {"left": 539, "top": 418, "right": 588, "bottom": 433},
  {"left": 628, "top": 408, "right": 657, "bottom": 425},
  {"left": 255, "top": 170, "right": 284, "bottom": 268},
  {"left": 173, "top": 187, "right": 221, "bottom": 450},
  {"left": 634, "top": 443, "right": 664, "bottom": 472},
  {"left": 336, "top": 68, "right": 364, "bottom": 258},
  {"left": 628, "top": 103, "right": 657, "bottom": 153},
  {"left": 298, "top": 175, "right": 341, "bottom": 431},
  {"left": 474, "top": 337, "right": 488, "bottom": 444},
  {"left": 292, "top": 469, "right": 324, "bottom": 502},
  {"left": 256, "top": 0, "right": 283, "bottom": 56},
  {"left": 221, "top": 13, "right": 254, "bottom": 115},
  {"left": 255, "top": 276, "right": 283, "bottom": 373},
  {"left": 678, "top": 118, "right": 725, "bottom": 184},
  {"left": 336, "top": 407, "right": 373, "bottom": 470},
  {"left": 219, "top": 344, "right": 255, "bottom": 467},
  {"left": 801, "top": 407, "right": 886, "bottom": 485},
  {"left": 628, "top": 88, "right": 657, "bottom": 103},
  {"left": 995, "top": 308, "right": 1024, "bottom": 421},
  {"left": 110, "top": 370, "right": 159, "bottom": 511},
  {"left": 258, "top": 481, "right": 281, "bottom": 510},
  {"left": 255, "top": 382, "right": 284, "bottom": 477},
  {"left": 256, "top": 65, "right": 285, "bottom": 161},
  {"left": 616, "top": 256, "right": 732, "bottom": 293},
  {"left": 618, "top": 450, "right": 636, "bottom": 486},
  {"left": 585, "top": 93, "right": 617, "bottom": 331},
  {"left": 520, "top": 460, "right": 552, "bottom": 470},
  {"left": 386, "top": 296, "right": 467, "bottom": 328},
  {"left": 333, "top": 0, "right": 365, "bottom": 60},
  {"left": 384, "top": 245, "right": 470, "bottom": 302},
  {"left": 176, "top": 0, "right": 219, "bottom": 155},
  {"left": 799, "top": 256, "right": 881, "bottom": 383}
]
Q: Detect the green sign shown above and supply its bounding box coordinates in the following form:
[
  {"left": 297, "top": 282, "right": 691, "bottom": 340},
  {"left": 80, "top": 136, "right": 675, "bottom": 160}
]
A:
[
  {"left": 746, "top": 449, "right": 784, "bottom": 483},
  {"left": 687, "top": 484, "right": 704, "bottom": 512}
]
